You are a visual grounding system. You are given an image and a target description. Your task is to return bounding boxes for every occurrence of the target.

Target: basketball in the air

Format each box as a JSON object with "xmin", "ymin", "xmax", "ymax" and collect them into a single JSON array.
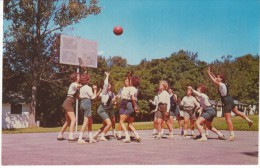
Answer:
[{"xmin": 113, "ymin": 26, "xmax": 123, "ymax": 36}]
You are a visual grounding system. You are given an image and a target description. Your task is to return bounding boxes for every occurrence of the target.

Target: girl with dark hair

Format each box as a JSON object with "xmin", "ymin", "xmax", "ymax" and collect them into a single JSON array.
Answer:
[
  {"xmin": 207, "ymin": 67, "xmax": 253, "ymax": 141},
  {"xmin": 93, "ymin": 72, "xmax": 117, "ymax": 141},
  {"xmin": 77, "ymin": 73, "xmax": 101, "ymax": 144},
  {"xmin": 125, "ymin": 75, "xmax": 142, "ymax": 142},
  {"xmin": 188, "ymin": 85, "xmax": 225, "ymax": 141},
  {"xmin": 57, "ymin": 72, "xmax": 81, "ymax": 142},
  {"xmin": 117, "ymin": 71, "xmax": 141, "ymax": 143}
]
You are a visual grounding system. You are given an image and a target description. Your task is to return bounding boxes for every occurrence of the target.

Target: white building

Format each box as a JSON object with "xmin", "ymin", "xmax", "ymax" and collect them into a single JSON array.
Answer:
[{"xmin": 2, "ymin": 92, "xmax": 30, "ymax": 129}]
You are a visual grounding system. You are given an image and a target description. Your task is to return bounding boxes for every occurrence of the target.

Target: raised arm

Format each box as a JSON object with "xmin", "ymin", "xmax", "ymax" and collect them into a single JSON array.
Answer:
[
  {"xmin": 207, "ymin": 67, "xmax": 220, "ymax": 86},
  {"xmin": 101, "ymin": 72, "xmax": 110, "ymax": 95}
]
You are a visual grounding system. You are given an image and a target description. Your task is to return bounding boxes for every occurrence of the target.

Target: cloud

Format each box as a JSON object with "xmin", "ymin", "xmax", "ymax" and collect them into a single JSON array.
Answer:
[{"xmin": 98, "ymin": 51, "xmax": 104, "ymax": 56}]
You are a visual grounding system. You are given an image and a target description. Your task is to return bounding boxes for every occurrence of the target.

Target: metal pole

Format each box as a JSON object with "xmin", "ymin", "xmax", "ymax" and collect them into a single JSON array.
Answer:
[{"xmin": 75, "ymin": 66, "xmax": 79, "ymax": 133}]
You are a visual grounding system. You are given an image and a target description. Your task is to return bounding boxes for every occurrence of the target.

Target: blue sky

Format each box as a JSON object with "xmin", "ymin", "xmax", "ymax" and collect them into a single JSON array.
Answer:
[
  {"xmin": 63, "ymin": 0, "xmax": 259, "ymax": 65},
  {"xmin": 4, "ymin": 0, "xmax": 260, "ymax": 65}
]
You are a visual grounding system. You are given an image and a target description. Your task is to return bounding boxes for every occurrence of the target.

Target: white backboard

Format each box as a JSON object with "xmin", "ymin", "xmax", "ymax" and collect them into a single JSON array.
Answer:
[{"xmin": 60, "ymin": 34, "xmax": 97, "ymax": 68}]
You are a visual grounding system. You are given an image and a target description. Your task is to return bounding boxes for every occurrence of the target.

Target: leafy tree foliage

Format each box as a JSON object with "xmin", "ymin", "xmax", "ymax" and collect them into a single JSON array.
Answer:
[{"xmin": 3, "ymin": 0, "xmax": 101, "ymax": 127}]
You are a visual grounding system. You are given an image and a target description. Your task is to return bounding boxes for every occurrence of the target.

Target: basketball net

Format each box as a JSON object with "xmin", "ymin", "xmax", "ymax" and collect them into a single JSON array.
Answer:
[{"xmin": 78, "ymin": 57, "xmax": 88, "ymax": 74}]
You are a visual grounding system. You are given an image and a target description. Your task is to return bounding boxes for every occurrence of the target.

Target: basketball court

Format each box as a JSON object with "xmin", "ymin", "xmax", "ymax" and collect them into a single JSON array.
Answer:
[{"xmin": 2, "ymin": 129, "xmax": 258, "ymax": 165}]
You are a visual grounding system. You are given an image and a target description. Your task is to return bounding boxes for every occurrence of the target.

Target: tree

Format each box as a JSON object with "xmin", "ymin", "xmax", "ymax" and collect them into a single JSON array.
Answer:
[{"xmin": 3, "ymin": 0, "xmax": 101, "ymax": 127}]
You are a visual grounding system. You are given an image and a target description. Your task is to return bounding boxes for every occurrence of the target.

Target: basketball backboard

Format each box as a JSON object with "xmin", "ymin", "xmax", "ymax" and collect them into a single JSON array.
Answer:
[{"xmin": 60, "ymin": 34, "xmax": 97, "ymax": 68}]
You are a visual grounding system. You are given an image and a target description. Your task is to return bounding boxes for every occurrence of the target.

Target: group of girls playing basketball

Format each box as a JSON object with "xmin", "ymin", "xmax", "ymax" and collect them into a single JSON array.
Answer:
[
  {"xmin": 57, "ymin": 66, "xmax": 253, "ymax": 143},
  {"xmin": 57, "ymin": 71, "xmax": 141, "ymax": 144}
]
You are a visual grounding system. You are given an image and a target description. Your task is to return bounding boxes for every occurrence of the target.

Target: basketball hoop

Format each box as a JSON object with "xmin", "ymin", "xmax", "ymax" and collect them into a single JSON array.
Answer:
[{"xmin": 78, "ymin": 57, "xmax": 88, "ymax": 73}]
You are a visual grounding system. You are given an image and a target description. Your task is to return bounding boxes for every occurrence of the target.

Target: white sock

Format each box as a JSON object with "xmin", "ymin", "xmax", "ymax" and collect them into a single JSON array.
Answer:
[
  {"xmin": 191, "ymin": 130, "xmax": 195, "ymax": 135},
  {"xmin": 78, "ymin": 132, "xmax": 83, "ymax": 140},
  {"xmin": 133, "ymin": 131, "xmax": 140, "ymax": 138},
  {"xmin": 169, "ymin": 131, "xmax": 173, "ymax": 136},
  {"xmin": 205, "ymin": 130, "xmax": 209, "ymax": 136},
  {"xmin": 100, "ymin": 132, "xmax": 105, "ymax": 138},
  {"xmin": 230, "ymin": 131, "xmax": 235, "ymax": 136},
  {"xmin": 184, "ymin": 130, "xmax": 187, "ymax": 135},
  {"xmin": 93, "ymin": 130, "xmax": 101, "ymax": 137},
  {"xmin": 161, "ymin": 129, "xmax": 164, "ymax": 135},
  {"xmin": 69, "ymin": 132, "xmax": 74, "ymax": 139},
  {"xmin": 58, "ymin": 132, "xmax": 63, "ymax": 138},
  {"xmin": 124, "ymin": 131, "xmax": 130, "ymax": 139},
  {"xmin": 89, "ymin": 131, "xmax": 93, "ymax": 139},
  {"xmin": 201, "ymin": 133, "xmax": 207, "ymax": 138},
  {"xmin": 216, "ymin": 131, "xmax": 223, "ymax": 137},
  {"xmin": 118, "ymin": 131, "xmax": 122, "ymax": 137}
]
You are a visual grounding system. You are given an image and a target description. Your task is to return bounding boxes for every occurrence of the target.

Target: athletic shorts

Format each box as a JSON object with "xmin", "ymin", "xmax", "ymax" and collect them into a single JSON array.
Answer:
[
  {"xmin": 183, "ymin": 109, "xmax": 196, "ymax": 121},
  {"xmin": 119, "ymin": 100, "xmax": 135, "ymax": 117},
  {"xmin": 201, "ymin": 106, "xmax": 216, "ymax": 122},
  {"xmin": 155, "ymin": 104, "xmax": 169, "ymax": 120},
  {"xmin": 80, "ymin": 98, "xmax": 92, "ymax": 117},
  {"xmin": 221, "ymin": 96, "xmax": 236, "ymax": 113},
  {"xmin": 97, "ymin": 105, "xmax": 109, "ymax": 120},
  {"xmin": 62, "ymin": 97, "xmax": 75, "ymax": 112}
]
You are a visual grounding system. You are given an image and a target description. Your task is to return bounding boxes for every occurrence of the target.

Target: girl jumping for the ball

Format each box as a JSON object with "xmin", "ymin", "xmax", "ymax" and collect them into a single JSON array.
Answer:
[{"xmin": 207, "ymin": 67, "xmax": 253, "ymax": 141}]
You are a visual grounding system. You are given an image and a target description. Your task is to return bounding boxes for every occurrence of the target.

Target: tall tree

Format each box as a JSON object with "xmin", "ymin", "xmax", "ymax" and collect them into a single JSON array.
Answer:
[{"xmin": 3, "ymin": 0, "xmax": 101, "ymax": 127}]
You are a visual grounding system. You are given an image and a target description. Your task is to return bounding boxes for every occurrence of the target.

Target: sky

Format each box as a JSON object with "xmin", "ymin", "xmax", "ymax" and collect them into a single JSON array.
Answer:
[{"xmin": 62, "ymin": 0, "xmax": 260, "ymax": 65}]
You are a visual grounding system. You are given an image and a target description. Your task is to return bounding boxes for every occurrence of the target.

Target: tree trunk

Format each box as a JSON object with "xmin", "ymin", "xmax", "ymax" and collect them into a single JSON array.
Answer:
[{"xmin": 29, "ymin": 85, "xmax": 37, "ymax": 127}]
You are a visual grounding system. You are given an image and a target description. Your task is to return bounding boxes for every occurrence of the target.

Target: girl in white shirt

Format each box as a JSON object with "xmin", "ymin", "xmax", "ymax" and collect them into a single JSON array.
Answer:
[
  {"xmin": 180, "ymin": 88, "xmax": 200, "ymax": 137},
  {"xmin": 77, "ymin": 73, "xmax": 101, "ymax": 144},
  {"xmin": 188, "ymin": 85, "xmax": 225, "ymax": 141},
  {"xmin": 124, "ymin": 75, "xmax": 141, "ymax": 142},
  {"xmin": 117, "ymin": 72, "xmax": 140, "ymax": 143},
  {"xmin": 57, "ymin": 72, "xmax": 81, "ymax": 142},
  {"xmin": 93, "ymin": 72, "xmax": 116, "ymax": 141},
  {"xmin": 154, "ymin": 80, "xmax": 173, "ymax": 140}
]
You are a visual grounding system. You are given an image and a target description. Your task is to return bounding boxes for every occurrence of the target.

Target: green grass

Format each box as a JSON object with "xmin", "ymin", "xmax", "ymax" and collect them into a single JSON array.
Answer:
[{"xmin": 2, "ymin": 115, "xmax": 258, "ymax": 134}]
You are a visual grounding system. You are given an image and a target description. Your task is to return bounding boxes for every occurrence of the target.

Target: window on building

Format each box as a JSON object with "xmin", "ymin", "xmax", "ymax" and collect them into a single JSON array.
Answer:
[{"xmin": 11, "ymin": 104, "xmax": 22, "ymax": 114}]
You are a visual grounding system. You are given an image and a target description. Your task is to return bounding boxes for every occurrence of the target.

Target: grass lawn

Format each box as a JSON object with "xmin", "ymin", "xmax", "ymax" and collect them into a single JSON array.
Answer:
[{"xmin": 2, "ymin": 115, "xmax": 258, "ymax": 134}]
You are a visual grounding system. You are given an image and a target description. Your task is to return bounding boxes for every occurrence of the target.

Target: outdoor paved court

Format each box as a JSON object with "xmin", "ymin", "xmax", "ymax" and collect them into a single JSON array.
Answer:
[{"xmin": 2, "ymin": 129, "xmax": 259, "ymax": 165}]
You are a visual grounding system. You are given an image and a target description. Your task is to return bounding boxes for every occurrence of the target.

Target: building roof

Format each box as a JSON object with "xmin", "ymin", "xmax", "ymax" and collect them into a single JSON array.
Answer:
[{"xmin": 2, "ymin": 91, "xmax": 31, "ymax": 104}]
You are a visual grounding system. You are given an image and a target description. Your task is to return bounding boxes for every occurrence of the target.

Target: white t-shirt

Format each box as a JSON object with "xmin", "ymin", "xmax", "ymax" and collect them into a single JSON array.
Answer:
[
  {"xmin": 219, "ymin": 83, "xmax": 227, "ymax": 97},
  {"xmin": 67, "ymin": 82, "xmax": 79, "ymax": 96},
  {"xmin": 129, "ymin": 86, "xmax": 138, "ymax": 101},
  {"xmin": 157, "ymin": 90, "xmax": 171, "ymax": 112},
  {"xmin": 181, "ymin": 96, "xmax": 200, "ymax": 109},
  {"xmin": 79, "ymin": 85, "xmax": 94, "ymax": 99},
  {"xmin": 118, "ymin": 87, "xmax": 130, "ymax": 100},
  {"xmin": 100, "ymin": 75, "xmax": 111, "ymax": 104},
  {"xmin": 192, "ymin": 90, "xmax": 211, "ymax": 109}
]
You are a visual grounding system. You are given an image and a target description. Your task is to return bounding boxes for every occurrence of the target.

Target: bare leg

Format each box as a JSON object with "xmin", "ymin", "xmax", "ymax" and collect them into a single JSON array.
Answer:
[
  {"xmin": 120, "ymin": 115, "xmax": 130, "ymax": 143},
  {"xmin": 183, "ymin": 117, "xmax": 189, "ymax": 135},
  {"xmin": 232, "ymin": 107, "xmax": 253, "ymax": 127},
  {"xmin": 67, "ymin": 111, "xmax": 76, "ymax": 140}
]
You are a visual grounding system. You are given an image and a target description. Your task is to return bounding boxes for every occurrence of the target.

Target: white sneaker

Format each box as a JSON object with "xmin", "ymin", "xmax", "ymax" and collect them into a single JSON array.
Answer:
[
  {"xmin": 113, "ymin": 131, "xmax": 117, "ymax": 138},
  {"xmin": 77, "ymin": 139, "xmax": 86, "ymax": 144},
  {"xmin": 169, "ymin": 134, "xmax": 174, "ymax": 140},
  {"xmin": 122, "ymin": 138, "xmax": 131, "ymax": 143},
  {"xmin": 155, "ymin": 135, "xmax": 161, "ymax": 140},
  {"xmin": 89, "ymin": 138, "xmax": 97, "ymax": 144},
  {"xmin": 100, "ymin": 136, "xmax": 108, "ymax": 141},
  {"xmin": 197, "ymin": 136, "xmax": 207, "ymax": 141},
  {"xmin": 229, "ymin": 135, "xmax": 235, "ymax": 141}
]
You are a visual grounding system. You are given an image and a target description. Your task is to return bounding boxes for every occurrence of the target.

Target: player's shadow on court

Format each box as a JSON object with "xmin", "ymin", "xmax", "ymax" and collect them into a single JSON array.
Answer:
[{"xmin": 241, "ymin": 151, "xmax": 258, "ymax": 157}]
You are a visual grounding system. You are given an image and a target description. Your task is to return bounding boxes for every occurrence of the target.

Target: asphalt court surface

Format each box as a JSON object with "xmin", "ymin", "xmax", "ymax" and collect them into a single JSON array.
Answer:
[{"xmin": 2, "ymin": 129, "xmax": 259, "ymax": 165}]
